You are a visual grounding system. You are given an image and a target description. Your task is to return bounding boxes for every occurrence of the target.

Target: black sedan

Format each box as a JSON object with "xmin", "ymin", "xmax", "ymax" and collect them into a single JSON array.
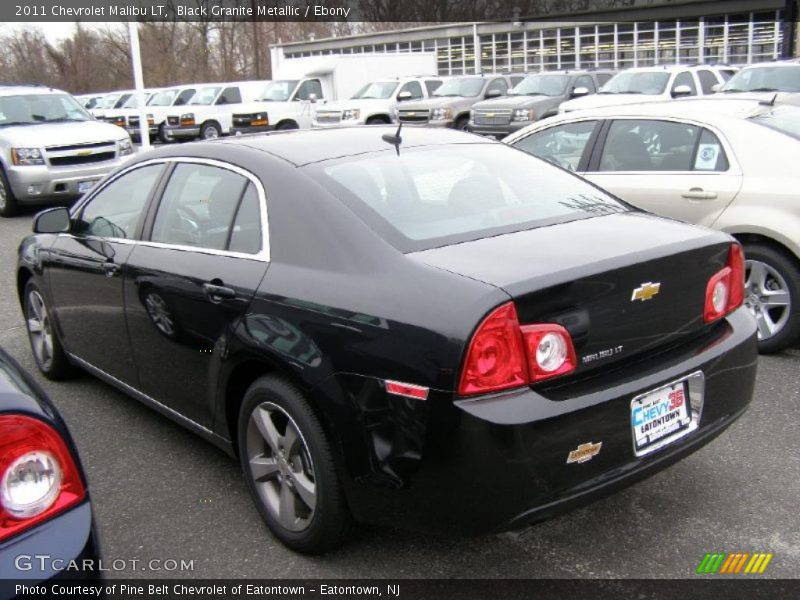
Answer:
[
  {"xmin": 16, "ymin": 127, "xmax": 757, "ymax": 553},
  {"xmin": 0, "ymin": 347, "xmax": 99, "ymax": 584}
]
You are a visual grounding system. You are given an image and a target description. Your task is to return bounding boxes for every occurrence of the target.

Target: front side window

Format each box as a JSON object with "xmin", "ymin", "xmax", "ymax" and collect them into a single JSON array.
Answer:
[
  {"xmin": 486, "ymin": 78, "xmax": 509, "ymax": 95},
  {"xmin": 295, "ymin": 80, "xmax": 322, "ymax": 101},
  {"xmin": 216, "ymin": 87, "xmax": 242, "ymax": 105},
  {"xmin": 573, "ymin": 75, "xmax": 596, "ymax": 93},
  {"xmin": 75, "ymin": 164, "xmax": 163, "ymax": 239},
  {"xmin": 598, "ymin": 119, "xmax": 728, "ymax": 172},
  {"xmin": 174, "ymin": 88, "xmax": 196, "ymax": 106},
  {"xmin": 671, "ymin": 71, "xmax": 697, "ymax": 96},
  {"xmin": 309, "ymin": 143, "xmax": 629, "ymax": 252},
  {"xmin": 151, "ymin": 163, "xmax": 260, "ymax": 253},
  {"xmin": 512, "ymin": 120, "xmax": 598, "ymax": 171},
  {"xmin": 424, "ymin": 80, "xmax": 443, "ymax": 95},
  {"xmin": 697, "ymin": 70, "xmax": 720, "ymax": 94},
  {"xmin": 398, "ymin": 81, "xmax": 424, "ymax": 100}
]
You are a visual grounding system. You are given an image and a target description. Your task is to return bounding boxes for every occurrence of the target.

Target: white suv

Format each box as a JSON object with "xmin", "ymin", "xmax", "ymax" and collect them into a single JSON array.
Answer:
[
  {"xmin": 312, "ymin": 77, "xmax": 443, "ymax": 127},
  {"xmin": 0, "ymin": 86, "xmax": 133, "ymax": 217},
  {"xmin": 559, "ymin": 64, "xmax": 737, "ymax": 113}
]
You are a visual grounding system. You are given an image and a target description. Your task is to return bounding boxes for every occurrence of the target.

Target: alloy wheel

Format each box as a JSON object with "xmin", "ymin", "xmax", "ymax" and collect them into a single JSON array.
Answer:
[
  {"xmin": 144, "ymin": 293, "xmax": 176, "ymax": 336},
  {"xmin": 246, "ymin": 402, "xmax": 317, "ymax": 532},
  {"xmin": 27, "ymin": 290, "xmax": 54, "ymax": 370},
  {"xmin": 744, "ymin": 259, "xmax": 791, "ymax": 341}
]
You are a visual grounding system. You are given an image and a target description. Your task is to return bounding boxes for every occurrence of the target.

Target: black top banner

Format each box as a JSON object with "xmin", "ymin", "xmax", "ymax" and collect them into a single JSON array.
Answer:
[{"xmin": 3, "ymin": 0, "xmax": 740, "ymax": 23}]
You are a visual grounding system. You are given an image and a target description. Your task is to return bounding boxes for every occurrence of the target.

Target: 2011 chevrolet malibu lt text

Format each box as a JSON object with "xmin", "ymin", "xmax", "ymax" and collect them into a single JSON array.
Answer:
[{"xmin": 16, "ymin": 127, "xmax": 757, "ymax": 554}]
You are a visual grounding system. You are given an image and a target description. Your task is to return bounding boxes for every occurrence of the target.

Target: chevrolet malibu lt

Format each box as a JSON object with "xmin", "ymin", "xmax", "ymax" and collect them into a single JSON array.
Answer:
[{"xmin": 16, "ymin": 127, "xmax": 757, "ymax": 553}]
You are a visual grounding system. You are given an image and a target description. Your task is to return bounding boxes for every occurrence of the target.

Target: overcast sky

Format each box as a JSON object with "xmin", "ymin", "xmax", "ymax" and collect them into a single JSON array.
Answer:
[{"xmin": 0, "ymin": 22, "xmax": 120, "ymax": 44}]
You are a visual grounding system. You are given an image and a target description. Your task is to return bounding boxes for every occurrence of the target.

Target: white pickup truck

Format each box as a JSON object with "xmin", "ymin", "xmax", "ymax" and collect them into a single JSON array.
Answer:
[
  {"xmin": 230, "ymin": 53, "xmax": 437, "ymax": 134},
  {"xmin": 163, "ymin": 81, "xmax": 267, "ymax": 140}
]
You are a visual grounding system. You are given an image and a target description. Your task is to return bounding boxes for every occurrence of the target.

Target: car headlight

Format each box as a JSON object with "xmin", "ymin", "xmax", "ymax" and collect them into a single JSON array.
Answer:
[
  {"xmin": 431, "ymin": 107, "xmax": 452, "ymax": 120},
  {"xmin": 118, "ymin": 138, "xmax": 133, "ymax": 156},
  {"xmin": 11, "ymin": 148, "xmax": 45, "ymax": 166},
  {"xmin": 342, "ymin": 109, "xmax": 361, "ymax": 121},
  {"xmin": 513, "ymin": 109, "xmax": 535, "ymax": 122}
]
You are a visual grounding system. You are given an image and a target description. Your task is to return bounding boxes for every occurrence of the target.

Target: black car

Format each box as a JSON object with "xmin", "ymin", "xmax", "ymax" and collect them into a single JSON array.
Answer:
[
  {"xmin": 0, "ymin": 347, "xmax": 99, "ymax": 583},
  {"xmin": 17, "ymin": 127, "xmax": 757, "ymax": 554}
]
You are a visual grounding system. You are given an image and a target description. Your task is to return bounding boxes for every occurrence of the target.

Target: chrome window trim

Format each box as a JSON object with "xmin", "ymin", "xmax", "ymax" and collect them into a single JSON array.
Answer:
[{"xmin": 69, "ymin": 156, "xmax": 271, "ymax": 262}]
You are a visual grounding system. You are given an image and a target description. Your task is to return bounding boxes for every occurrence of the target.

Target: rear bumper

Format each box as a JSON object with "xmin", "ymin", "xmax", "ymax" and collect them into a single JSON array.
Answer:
[
  {"xmin": 0, "ymin": 501, "xmax": 100, "ymax": 582},
  {"xmin": 340, "ymin": 308, "xmax": 758, "ymax": 533},
  {"xmin": 5, "ymin": 160, "xmax": 123, "ymax": 205}
]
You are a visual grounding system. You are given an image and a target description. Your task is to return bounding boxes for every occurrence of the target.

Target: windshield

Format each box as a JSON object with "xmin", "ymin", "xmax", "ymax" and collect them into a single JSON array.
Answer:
[
  {"xmin": 0, "ymin": 93, "xmax": 92, "ymax": 126},
  {"xmin": 600, "ymin": 71, "xmax": 671, "ymax": 95},
  {"xmin": 722, "ymin": 66, "xmax": 800, "ymax": 93},
  {"xmin": 189, "ymin": 87, "xmax": 221, "ymax": 105},
  {"xmin": 122, "ymin": 93, "xmax": 154, "ymax": 109},
  {"xmin": 257, "ymin": 80, "xmax": 299, "ymax": 101},
  {"xmin": 310, "ymin": 144, "xmax": 629, "ymax": 252},
  {"xmin": 147, "ymin": 89, "xmax": 178, "ymax": 106},
  {"xmin": 96, "ymin": 94, "xmax": 121, "ymax": 109},
  {"xmin": 351, "ymin": 82, "xmax": 399, "ymax": 100},
  {"xmin": 511, "ymin": 74, "xmax": 570, "ymax": 97},
  {"xmin": 433, "ymin": 77, "xmax": 485, "ymax": 98},
  {"xmin": 749, "ymin": 105, "xmax": 800, "ymax": 140}
]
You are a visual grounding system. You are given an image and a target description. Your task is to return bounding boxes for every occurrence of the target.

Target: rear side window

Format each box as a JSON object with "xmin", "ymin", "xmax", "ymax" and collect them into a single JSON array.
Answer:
[
  {"xmin": 75, "ymin": 164, "xmax": 163, "ymax": 239},
  {"xmin": 511, "ymin": 120, "xmax": 598, "ymax": 171},
  {"xmin": 310, "ymin": 144, "xmax": 628, "ymax": 252},
  {"xmin": 599, "ymin": 119, "xmax": 728, "ymax": 172},
  {"xmin": 151, "ymin": 163, "xmax": 261, "ymax": 253}
]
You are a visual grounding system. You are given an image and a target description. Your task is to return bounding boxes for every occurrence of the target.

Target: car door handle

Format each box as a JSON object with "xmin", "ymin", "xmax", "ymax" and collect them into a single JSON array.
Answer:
[
  {"xmin": 102, "ymin": 263, "xmax": 120, "ymax": 277},
  {"xmin": 681, "ymin": 188, "xmax": 718, "ymax": 200},
  {"xmin": 202, "ymin": 282, "xmax": 236, "ymax": 302}
]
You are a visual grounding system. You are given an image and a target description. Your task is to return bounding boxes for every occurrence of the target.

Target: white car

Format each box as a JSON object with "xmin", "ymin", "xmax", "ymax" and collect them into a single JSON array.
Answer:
[
  {"xmin": 164, "ymin": 82, "xmax": 266, "ymax": 140},
  {"xmin": 559, "ymin": 65, "xmax": 737, "ymax": 114},
  {"xmin": 312, "ymin": 77, "xmax": 443, "ymax": 127},
  {"xmin": 713, "ymin": 59, "xmax": 800, "ymax": 99},
  {"xmin": 89, "ymin": 90, "xmax": 135, "ymax": 121},
  {"xmin": 505, "ymin": 98, "xmax": 800, "ymax": 352},
  {"xmin": 118, "ymin": 86, "xmax": 199, "ymax": 142}
]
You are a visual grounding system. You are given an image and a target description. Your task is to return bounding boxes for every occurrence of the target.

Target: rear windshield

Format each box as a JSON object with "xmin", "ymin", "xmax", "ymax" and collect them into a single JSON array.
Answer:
[{"xmin": 308, "ymin": 144, "xmax": 629, "ymax": 252}]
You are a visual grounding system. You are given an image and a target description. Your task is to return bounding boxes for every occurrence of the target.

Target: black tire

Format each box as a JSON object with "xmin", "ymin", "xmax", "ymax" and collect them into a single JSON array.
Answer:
[
  {"xmin": 276, "ymin": 121, "xmax": 299, "ymax": 131},
  {"xmin": 0, "ymin": 166, "xmax": 19, "ymax": 218},
  {"xmin": 238, "ymin": 375, "xmax": 350, "ymax": 553},
  {"xmin": 24, "ymin": 280, "xmax": 72, "ymax": 380},
  {"xmin": 199, "ymin": 121, "xmax": 221, "ymax": 140},
  {"xmin": 366, "ymin": 116, "xmax": 390, "ymax": 125},
  {"xmin": 454, "ymin": 116, "xmax": 469, "ymax": 131},
  {"xmin": 742, "ymin": 243, "xmax": 800, "ymax": 354}
]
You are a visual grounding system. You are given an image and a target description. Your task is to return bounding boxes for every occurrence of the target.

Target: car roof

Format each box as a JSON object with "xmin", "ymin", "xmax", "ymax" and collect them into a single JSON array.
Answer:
[
  {"xmin": 208, "ymin": 126, "xmax": 495, "ymax": 167},
  {"xmin": 738, "ymin": 59, "xmax": 800, "ymax": 69},
  {"xmin": 0, "ymin": 85, "xmax": 65, "ymax": 97}
]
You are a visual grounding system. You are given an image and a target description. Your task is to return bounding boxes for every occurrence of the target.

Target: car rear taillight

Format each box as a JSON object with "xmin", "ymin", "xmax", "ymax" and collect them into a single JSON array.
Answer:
[
  {"xmin": 704, "ymin": 243, "xmax": 745, "ymax": 323},
  {"xmin": 0, "ymin": 415, "xmax": 85, "ymax": 542},
  {"xmin": 458, "ymin": 302, "xmax": 577, "ymax": 396}
]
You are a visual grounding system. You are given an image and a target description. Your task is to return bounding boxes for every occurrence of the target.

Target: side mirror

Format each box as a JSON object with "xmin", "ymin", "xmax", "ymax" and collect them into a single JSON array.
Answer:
[
  {"xmin": 397, "ymin": 91, "xmax": 413, "ymax": 101},
  {"xmin": 571, "ymin": 86, "xmax": 590, "ymax": 98},
  {"xmin": 671, "ymin": 84, "xmax": 693, "ymax": 98},
  {"xmin": 308, "ymin": 93, "xmax": 318, "ymax": 104},
  {"xmin": 485, "ymin": 89, "xmax": 503, "ymax": 99},
  {"xmin": 711, "ymin": 83, "xmax": 721, "ymax": 93},
  {"xmin": 33, "ymin": 207, "xmax": 70, "ymax": 234}
]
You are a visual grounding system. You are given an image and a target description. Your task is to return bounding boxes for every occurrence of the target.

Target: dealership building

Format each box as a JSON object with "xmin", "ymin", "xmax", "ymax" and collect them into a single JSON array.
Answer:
[{"xmin": 270, "ymin": 0, "xmax": 797, "ymax": 76}]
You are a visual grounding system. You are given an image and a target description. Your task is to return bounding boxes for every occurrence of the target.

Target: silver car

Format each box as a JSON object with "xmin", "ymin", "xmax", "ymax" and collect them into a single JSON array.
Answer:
[
  {"xmin": 505, "ymin": 97, "xmax": 800, "ymax": 352},
  {"xmin": 0, "ymin": 86, "xmax": 134, "ymax": 217}
]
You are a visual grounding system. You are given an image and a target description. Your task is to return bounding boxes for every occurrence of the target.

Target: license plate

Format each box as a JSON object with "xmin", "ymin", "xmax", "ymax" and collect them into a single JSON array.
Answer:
[
  {"xmin": 631, "ymin": 378, "xmax": 694, "ymax": 455},
  {"xmin": 78, "ymin": 180, "xmax": 96, "ymax": 194}
]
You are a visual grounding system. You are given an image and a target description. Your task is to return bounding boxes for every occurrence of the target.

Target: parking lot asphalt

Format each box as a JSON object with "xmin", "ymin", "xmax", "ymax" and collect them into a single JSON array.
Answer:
[{"xmin": 1, "ymin": 211, "xmax": 798, "ymax": 579}]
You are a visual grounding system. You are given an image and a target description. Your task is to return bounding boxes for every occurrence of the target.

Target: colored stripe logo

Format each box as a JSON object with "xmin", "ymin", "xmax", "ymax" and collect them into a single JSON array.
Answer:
[{"xmin": 696, "ymin": 552, "xmax": 773, "ymax": 574}]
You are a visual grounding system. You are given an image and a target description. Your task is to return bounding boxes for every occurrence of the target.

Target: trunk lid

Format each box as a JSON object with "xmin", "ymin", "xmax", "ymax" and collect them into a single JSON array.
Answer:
[{"xmin": 410, "ymin": 212, "xmax": 732, "ymax": 374}]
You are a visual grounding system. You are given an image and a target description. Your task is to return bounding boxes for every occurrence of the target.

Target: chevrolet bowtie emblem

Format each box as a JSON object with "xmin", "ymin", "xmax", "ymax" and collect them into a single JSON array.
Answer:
[
  {"xmin": 632, "ymin": 282, "xmax": 661, "ymax": 301},
  {"xmin": 486, "ymin": 112, "xmax": 495, "ymax": 117},
  {"xmin": 567, "ymin": 441, "xmax": 603, "ymax": 464},
  {"xmin": 407, "ymin": 112, "xmax": 416, "ymax": 116},
  {"xmin": 77, "ymin": 150, "xmax": 93, "ymax": 156}
]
